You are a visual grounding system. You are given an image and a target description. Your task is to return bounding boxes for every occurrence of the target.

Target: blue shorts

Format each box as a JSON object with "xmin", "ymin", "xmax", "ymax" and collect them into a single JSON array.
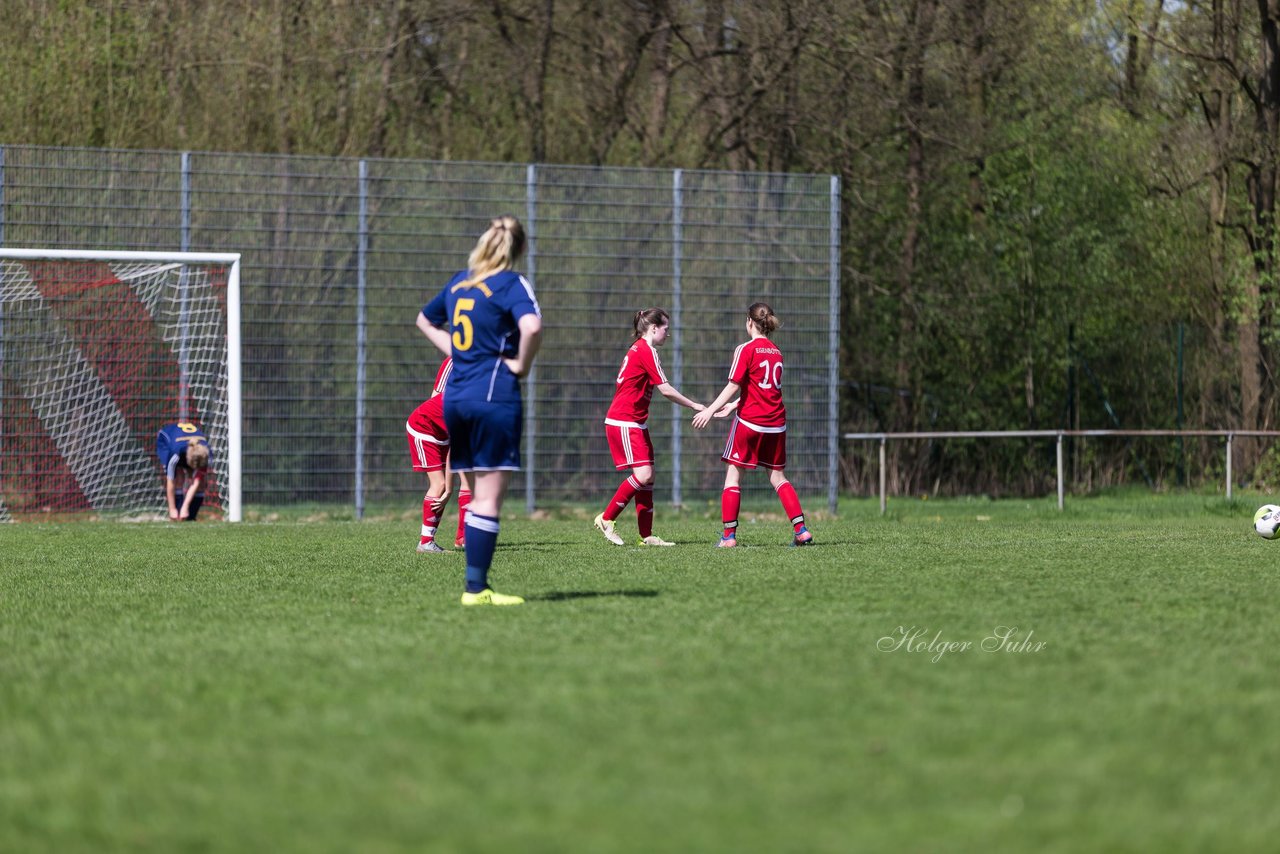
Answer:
[{"xmin": 444, "ymin": 398, "xmax": 523, "ymax": 472}]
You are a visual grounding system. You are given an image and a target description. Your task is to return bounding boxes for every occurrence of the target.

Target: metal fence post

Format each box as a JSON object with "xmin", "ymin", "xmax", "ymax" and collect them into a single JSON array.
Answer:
[
  {"xmin": 0, "ymin": 146, "xmax": 4, "ymax": 496},
  {"xmin": 180, "ymin": 151, "xmax": 192, "ymax": 253},
  {"xmin": 879, "ymin": 436, "xmax": 887, "ymax": 515},
  {"xmin": 828, "ymin": 175, "xmax": 841, "ymax": 515},
  {"xmin": 671, "ymin": 168, "xmax": 684, "ymax": 507},
  {"xmin": 355, "ymin": 160, "xmax": 369, "ymax": 520},
  {"xmin": 525, "ymin": 163, "xmax": 538, "ymax": 514},
  {"xmin": 1056, "ymin": 433, "xmax": 1065, "ymax": 511},
  {"xmin": 0, "ymin": 144, "xmax": 5, "ymax": 245},
  {"xmin": 1226, "ymin": 433, "xmax": 1234, "ymax": 500},
  {"xmin": 178, "ymin": 152, "xmax": 192, "ymax": 422}
]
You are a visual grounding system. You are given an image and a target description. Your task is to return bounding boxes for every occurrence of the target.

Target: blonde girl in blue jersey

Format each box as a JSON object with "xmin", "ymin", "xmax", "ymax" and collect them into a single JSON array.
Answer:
[
  {"xmin": 417, "ymin": 215, "xmax": 542, "ymax": 606},
  {"xmin": 156, "ymin": 421, "xmax": 211, "ymax": 521}
]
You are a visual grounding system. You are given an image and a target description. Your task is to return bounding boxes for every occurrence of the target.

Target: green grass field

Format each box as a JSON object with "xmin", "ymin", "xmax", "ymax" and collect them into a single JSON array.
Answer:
[{"xmin": 4, "ymin": 492, "xmax": 1280, "ymax": 852}]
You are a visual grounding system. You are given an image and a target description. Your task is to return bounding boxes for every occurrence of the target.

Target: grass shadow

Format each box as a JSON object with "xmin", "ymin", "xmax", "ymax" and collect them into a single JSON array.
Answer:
[{"xmin": 527, "ymin": 589, "xmax": 661, "ymax": 602}]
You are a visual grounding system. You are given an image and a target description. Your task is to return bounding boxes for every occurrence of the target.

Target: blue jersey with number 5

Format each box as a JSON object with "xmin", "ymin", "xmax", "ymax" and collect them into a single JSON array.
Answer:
[{"xmin": 422, "ymin": 269, "xmax": 541, "ymax": 403}]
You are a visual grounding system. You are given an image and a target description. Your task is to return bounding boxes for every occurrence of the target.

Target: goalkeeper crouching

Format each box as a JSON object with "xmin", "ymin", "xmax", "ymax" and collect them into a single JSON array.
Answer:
[{"xmin": 156, "ymin": 422, "xmax": 211, "ymax": 521}]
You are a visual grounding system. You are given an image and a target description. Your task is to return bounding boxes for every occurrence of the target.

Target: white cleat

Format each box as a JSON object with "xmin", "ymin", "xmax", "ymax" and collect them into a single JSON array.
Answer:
[
  {"xmin": 593, "ymin": 513, "xmax": 625, "ymax": 546},
  {"xmin": 416, "ymin": 540, "xmax": 446, "ymax": 553},
  {"xmin": 639, "ymin": 535, "xmax": 675, "ymax": 547}
]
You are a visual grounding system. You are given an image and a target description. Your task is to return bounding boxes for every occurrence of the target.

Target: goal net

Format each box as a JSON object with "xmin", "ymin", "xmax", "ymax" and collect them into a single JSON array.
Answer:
[{"xmin": 0, "ymin": 250, "xmax": 241, "ymax": 522}]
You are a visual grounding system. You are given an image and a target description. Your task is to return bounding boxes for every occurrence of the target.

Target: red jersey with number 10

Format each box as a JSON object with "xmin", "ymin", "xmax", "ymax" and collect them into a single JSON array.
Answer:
[
  {"xmin": 606, "ymin": 338, "xmax": 668, "ymax": 424},
  {"xmin": 728, "ymin": 337, "xmax": 786, "ymax": 429}
]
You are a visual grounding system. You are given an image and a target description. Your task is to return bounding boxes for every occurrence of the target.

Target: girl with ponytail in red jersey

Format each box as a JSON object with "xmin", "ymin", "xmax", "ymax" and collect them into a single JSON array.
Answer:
[
  {"xmin": 692, "ymin": 302, "xmax": 814, "ymax": 548},
  {"xmin": 594, "ymin": 308, "xmax": 705, "ymax": 547}
]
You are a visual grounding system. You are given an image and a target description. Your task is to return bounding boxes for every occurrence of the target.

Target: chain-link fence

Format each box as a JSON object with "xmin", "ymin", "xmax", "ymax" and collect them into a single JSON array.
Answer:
[{"xmin": 0, "ymin": 145, "xmax": 839, "ymax": 513}]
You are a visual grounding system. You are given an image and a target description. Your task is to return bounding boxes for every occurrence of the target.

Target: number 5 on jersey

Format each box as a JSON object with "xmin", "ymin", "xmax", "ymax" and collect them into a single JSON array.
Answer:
[{"xmin": 452, "ymin": 298, "xmax": 476, "ymax": 351}]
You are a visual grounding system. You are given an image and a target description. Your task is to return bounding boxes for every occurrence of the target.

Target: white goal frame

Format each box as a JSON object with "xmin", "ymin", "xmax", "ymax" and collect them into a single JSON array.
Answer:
[{"xmin": 0, "ymin": 248, "xmax": 242, "ymax": 521}]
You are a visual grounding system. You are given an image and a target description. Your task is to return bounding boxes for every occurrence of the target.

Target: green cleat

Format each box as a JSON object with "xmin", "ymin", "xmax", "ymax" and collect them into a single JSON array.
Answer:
[{"xmin": 460, "ymin": 588, "xmax": 525, "ymax": 606}]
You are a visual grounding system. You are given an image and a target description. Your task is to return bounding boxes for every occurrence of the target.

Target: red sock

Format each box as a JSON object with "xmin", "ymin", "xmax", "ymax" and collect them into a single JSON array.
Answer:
[
  {"xmin": 775, "ymin": 480, "xmax": 806, "ymax": 532},
  {"xmin": 721, "ymin": 486, "xmax": 740, "ymax": 538},
  {"xmin": 636, "ymin": 487, "xmax": 654, "ymax": 538},
  {"xmin": 604, "ymin": 475, "xmax": 642, "ymax": 522},
  {"xmin": 421, "ymin": 494, "xmax": 444, "ymax": 543},
  {"xmin": 455, "ymin": 489, "xmax": 471, "ymax": 543}
]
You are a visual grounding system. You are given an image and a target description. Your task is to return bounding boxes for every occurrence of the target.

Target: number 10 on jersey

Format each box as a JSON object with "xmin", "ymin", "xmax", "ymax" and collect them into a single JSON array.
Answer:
[{"xmin": 759, "ymin": 359, "xmax": 782, "ymax": 388}]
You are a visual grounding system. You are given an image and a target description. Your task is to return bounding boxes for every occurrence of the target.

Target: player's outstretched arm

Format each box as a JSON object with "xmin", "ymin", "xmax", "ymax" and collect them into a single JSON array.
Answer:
[
  {"xmin": 693, "ymin": 382, "xmax": 739, "ymax": 429},
  {"xmin": 656, "ymin": 382, "xmax": 703, "ymax": 412}
]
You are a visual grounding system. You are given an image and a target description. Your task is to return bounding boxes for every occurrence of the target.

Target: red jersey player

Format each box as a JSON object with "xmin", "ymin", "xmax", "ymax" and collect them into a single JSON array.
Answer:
[
  {"xmin": 692, "ymin": 302, "xmax": 814, "ymax": 548},
  {"xmin": 406, "ymin": 357, "xmax": 472, "ymax": 552},
  {"xmin": 594, "ymin": 308, "xmax": 705, "ymax": 546}
]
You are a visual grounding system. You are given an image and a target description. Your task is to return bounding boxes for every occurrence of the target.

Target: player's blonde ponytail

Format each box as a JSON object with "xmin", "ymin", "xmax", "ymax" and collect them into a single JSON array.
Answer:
[{"xmin": 459, "ymin": 215, "xmax": 526, "ymax": 290}]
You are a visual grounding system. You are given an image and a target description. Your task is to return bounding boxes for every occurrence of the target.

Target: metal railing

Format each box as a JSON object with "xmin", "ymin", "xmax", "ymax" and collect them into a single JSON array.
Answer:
[{"xmin": 843, "ymin": 430, "xmax": 1280, "ymax": 512}]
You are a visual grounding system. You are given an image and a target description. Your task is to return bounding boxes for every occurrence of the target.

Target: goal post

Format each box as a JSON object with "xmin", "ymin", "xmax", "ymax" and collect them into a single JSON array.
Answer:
[{"xmin": 0, "ymin": 249, "xmax": 241, "ymax": 522}]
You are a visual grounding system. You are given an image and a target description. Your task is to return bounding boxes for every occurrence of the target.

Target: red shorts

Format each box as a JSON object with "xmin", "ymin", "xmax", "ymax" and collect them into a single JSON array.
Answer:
[
  {"xmin": 721, "ymin": 415, "xmax": 786, "ymax": 470},
  {"xmin": 407, "ymin": 401, "xmax": 450, "ymax": 472},
  {"xmin": 605, "ymin": 420, "xmax": 654, "ymax": 469}
]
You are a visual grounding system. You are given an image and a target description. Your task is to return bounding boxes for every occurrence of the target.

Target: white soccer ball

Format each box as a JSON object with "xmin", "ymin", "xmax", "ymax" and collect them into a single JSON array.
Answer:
[{"xmin": 1254, "ymin": 504, "xmax": 1280, "ymax": 539}]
